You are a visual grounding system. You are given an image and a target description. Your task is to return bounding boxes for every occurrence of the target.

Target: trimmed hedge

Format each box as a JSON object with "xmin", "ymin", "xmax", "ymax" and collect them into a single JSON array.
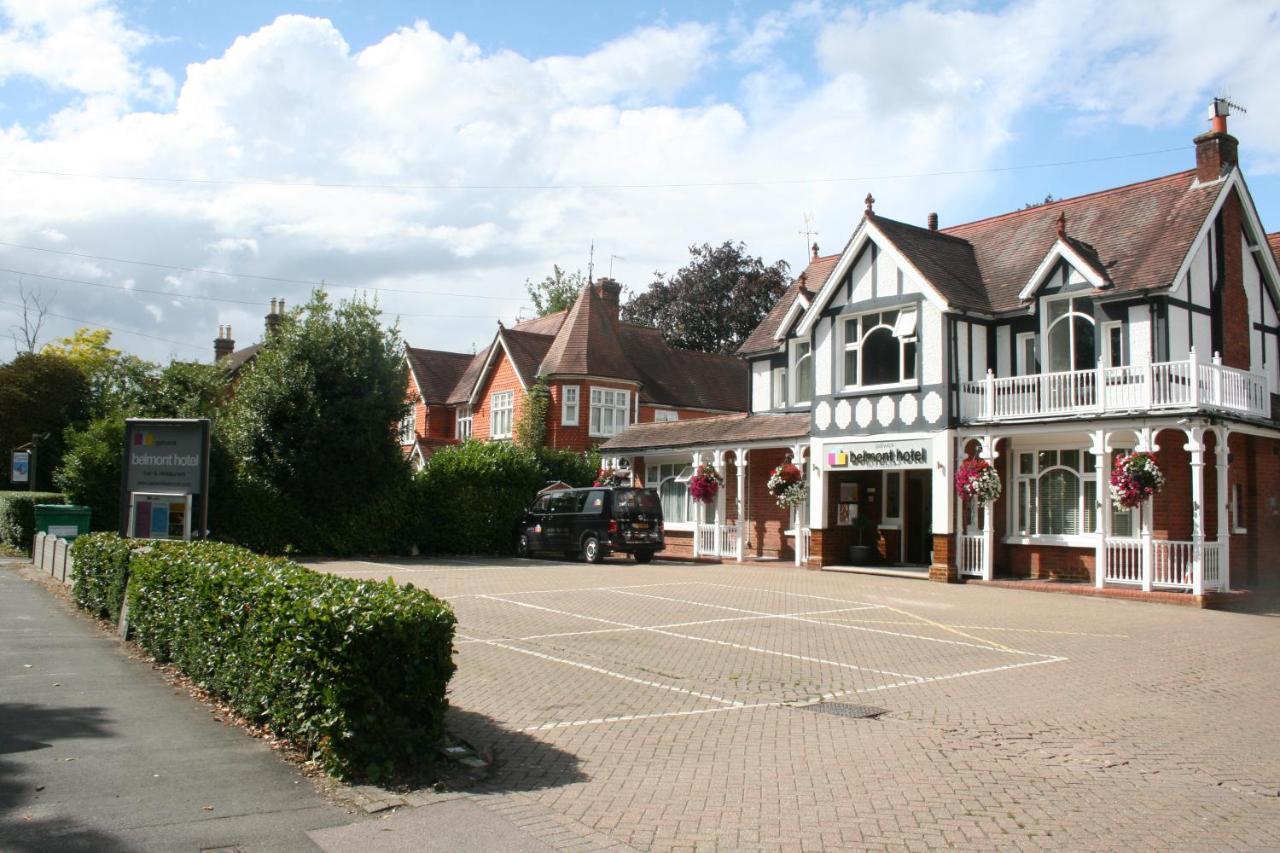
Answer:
[
  {"xmin": 0, "ymin": 491, "xmax": 67, "ymax": 552},
  {"xmin": 72, "ymin": 535, "xmax": 455, "ymax": 781},
  {"xmin": 69, "ymin": 533, "xmax": 133, "ymax": 621}
]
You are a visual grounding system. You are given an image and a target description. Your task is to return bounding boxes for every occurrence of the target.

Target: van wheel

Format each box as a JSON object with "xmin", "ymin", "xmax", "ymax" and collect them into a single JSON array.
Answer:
[
  {"xmin": 516, "ymin": 533, "xmax": 529, "ymax": 558},
  {"xmin": 582, "ymin": 535, "xmax": 603, "ymax": 564},
  {"xmin": 633, "ymin": 550, "xmax": 654, "ymax": 564}
]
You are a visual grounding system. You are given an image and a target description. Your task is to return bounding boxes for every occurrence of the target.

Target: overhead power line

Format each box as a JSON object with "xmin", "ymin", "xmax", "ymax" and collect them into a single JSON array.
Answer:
[
  {"xmin": 0, "ymin": 146, "xmax": 1191, "ymax": 192},
  {"xmin": 0, "ymin": 299, "xmax": 206, "ymax": 352},
  {"xmin": 0, "ymin": 240, "xmax": 517, "ymax": 301},
  {"xmin": 0, "ymin": 267, "xmax": 502, "ymax": 320}
]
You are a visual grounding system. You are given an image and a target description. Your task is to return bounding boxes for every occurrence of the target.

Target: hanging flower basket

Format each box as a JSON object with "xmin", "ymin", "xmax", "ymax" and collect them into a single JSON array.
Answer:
[
  {"xmin": 954, "ymin": 458, "xmax": 1001, "ymax": 505},
  {"xmin": 1109, "ymin": 452, "xmax": 1164, "ymax": 510},
  {"xmin": 688, "ymin": 463, "xmax": 723, "ymax": 505},
  {"xmin": 767, "ymin": 463, "xmax": 808, "ymax": 509},
  {"xmin": 593, "ymin": 467, "xmax": 623, "ymax": 488}
]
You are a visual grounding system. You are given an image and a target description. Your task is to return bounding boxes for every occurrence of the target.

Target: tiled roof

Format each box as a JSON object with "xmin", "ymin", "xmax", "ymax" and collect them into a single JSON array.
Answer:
[
  {"xmin": 513, "ymin": 310, "xmax": 567, "ymax": 336},
  {"xmin": 220, "ymin": 344, "xmax": 261, "ymax": 376},
  {"xmin": 619, "ymin": 325, "xmax": 747, "ymax": 411},
  {"xmin": 600, "ymin": 412, "xmax": 810, "ymax": 452},
  {"xmin": 500, "ymin": 327, "xmax": 556, "ymax": 386},
  {"xmin": 870, "ymin": 216, "xmax": 989, "ymax": 311},
  {"xmin": 538, "ymin": 285, "xmax": 643, "ymax": 382},
  {"xmin": 941, "ymin": 169, "xmax": 1222, "ymax": 312},
  {"xmin": 446, "ymin": 345, "xmax": 491, "ymax": 405},
  {"xmin": 1268, "ymin": 232, "xmax": 1280, "ymax": 266},
  {"xmin": 737, "ymin": 253, "xmax": 839, "ymax": 356},
  {"xmin": 405, "ymin": 346, "xmax": 476, "ymax": 404}
]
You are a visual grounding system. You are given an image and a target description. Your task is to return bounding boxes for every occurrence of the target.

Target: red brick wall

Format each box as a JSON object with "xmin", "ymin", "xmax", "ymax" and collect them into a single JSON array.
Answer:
[
  {"xmin": 636, "ymin": 406, "xmax": 727, "ymax": 424},
  {"xmin": 471, "ymin": 350, "xmax": 525, "ymax": 441},
  {"xmin": 1221, "ymin": 190, "xmax": 1250, "ymax": 370},
  {"xmin": 1233, "ymin": 433, "xmax": 1280, "ymax": 589},
  {"xmin": 1005, "ymin": 545, "xmax": 1095, "ymax": 582},
  {"xmin": 545, "ymin": 379, "xmax": 641, "ymax": 452}
]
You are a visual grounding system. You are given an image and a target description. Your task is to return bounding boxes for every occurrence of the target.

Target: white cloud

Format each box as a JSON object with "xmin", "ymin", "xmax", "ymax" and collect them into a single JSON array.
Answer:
[{"xmin": 0, "ymin": 2, "xmax": 1278, "ymax": 364}]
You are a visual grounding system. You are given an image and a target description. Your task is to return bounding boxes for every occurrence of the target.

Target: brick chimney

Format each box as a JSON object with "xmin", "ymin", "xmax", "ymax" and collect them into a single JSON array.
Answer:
[
  {"xmin": 214, "ymin": 325, "xmax": 234, "ymax": 361},
  {"xmin": 1194, "ymin": 98, "xmax": 1240, "ymax": 183},
  {"xmin": 594, "ymin": 277, "xmax": 622, "ymax": 323},
  {"xmin": 927, "ymin": 212, "xmax": 938, "ymax": 231},
  {"xmin": 264, "ymin": 297, "xmax": 285, "ymax": 336}
]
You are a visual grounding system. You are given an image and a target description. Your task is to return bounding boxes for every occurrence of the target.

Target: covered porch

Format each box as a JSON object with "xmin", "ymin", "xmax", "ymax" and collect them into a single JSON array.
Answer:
[
  {"xmin": 955, "ymin": 419, "xmax": 1243, "ymax": 596},
  {"xmin": 599, "ymin": 413, "xmax": 812, "ymax": 565}
]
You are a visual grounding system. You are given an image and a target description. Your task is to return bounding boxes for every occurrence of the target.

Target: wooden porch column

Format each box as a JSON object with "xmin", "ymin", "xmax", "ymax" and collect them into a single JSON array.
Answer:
[
  {"xmin": 1215, "ymin": 427, "xmax": 1230, "ymax": 592},
  {"xmin": 1184, "ymin": 426, "xmax": 1207, "ymax": 596},
  {"xmin": 1135, "ymin": 428, "xmax": 1158, "ymax": 592},
  {"xmin": 979, "ymin": 435, "xmax": 1001, "ymax": 581},
  {"xmin": 791, "ymin": 442, "xmax": 806, "ymax": 567},
  {"xmin": 735, "ymin": 447, "xmax": 747, "ymax": 563},
  {"xmin": 711, "ymin": 449, "xmax": 726, "ymax": 557},
  {"xmin": 691, "ymin": 450, "xmax": 702, "ymax": 559},
  {"xmin": 1091, "ymin": 430, "xmax": 1111, "ymax": 589}
]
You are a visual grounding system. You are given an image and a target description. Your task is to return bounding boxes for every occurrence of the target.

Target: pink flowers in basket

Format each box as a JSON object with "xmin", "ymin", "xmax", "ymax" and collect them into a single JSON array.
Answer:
[
  {"xmin": 954, "ymin": 458, "xmax": 1001, "ymax": 504},
  {"xmin": 1109, "ymin": 452, "xmax": 1164, "ymax": 510},
  {"xmin": 688, "ymin": 463, "xmax": 723, "ymax": 505},
  {"xmin": 593, "ymin": 467, "xmax": 623, "ymax": 487}
]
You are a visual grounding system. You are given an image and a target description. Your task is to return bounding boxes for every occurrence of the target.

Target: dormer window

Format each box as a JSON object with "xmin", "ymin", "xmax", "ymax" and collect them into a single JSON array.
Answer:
[
  {"xmin": 840, "ymin": 306, "xmax": 918, "ymax": 390},
  {"xmin": 1043, "ymin": 295, "xmax": 1095, "ymax": 372}
]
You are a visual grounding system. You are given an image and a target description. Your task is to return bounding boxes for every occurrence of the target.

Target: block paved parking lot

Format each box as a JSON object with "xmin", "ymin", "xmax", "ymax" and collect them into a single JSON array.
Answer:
[{"xmin": 310, "ymin": 556, "xmax": 1280, "ymax": 852}]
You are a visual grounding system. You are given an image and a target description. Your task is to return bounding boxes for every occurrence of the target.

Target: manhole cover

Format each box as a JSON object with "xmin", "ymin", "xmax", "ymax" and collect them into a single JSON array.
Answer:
[{"xmin": 796, "ymin": 702, "xmax": 888, "ymax": 719}]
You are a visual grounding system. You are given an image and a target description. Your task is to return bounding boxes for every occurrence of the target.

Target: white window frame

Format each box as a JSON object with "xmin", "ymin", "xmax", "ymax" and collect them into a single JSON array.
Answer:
[
  {"xmin": 456, "ymin": 405, "xmax": 472, "ymax": 440},
  {"xmin": 1007, "ymin": 445, "xmax": 1136, "ymax": 545},
  {"xmin": 1016, "ymin": 331, "xmax": 1037, "ymax": 376},
  {"xmin": 398, "ymin": 407, "xmax": 416, "ymax": 446},
  {"xmin": 880, "ymin": 470, "xmax": 902, "ymax": 530},
  {"xmin": 561, "ymin": 385, "xmax": 579, "ymax": 426},
  {"xmin": 1231, "ymin": 482, "xmax": 1247, "ymax": 533},
  {"xmin": 589, "ymin": 387, "xmax": 630, "ymax": 438},
  {"xmin": 653, "ymin": 409, "xmax": 678, "ymax": 423},
  {"xmin": 839, "ymin": 305, "xmax": 919, "ymax": 392},
  {"xmin": 1040, "ymin": 293, "xmax": 1096, "ymax": 373},
  {"xmin": 646, "ymin": 460, "xmax": 712, "ymax": 528},
  {"xmin": 790, "ymin": 339, "xmax": 813, "ymax": 406},
  {"xmin": 490, "ymin": 391, "xmax": 514, "ymax": 439},
  {"xmin": 771, "ymin": 363, "xmax": 787, "ymax": 409},
  {"xmin": 1101, "ymin": 320, "xmax": 1125, "ymax": 368}
]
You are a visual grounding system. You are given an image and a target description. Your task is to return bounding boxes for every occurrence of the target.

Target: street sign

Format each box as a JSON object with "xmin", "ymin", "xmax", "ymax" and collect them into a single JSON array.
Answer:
[{"xmin": 10, "ymin": 451, "xmax": 29, "ymax": 484}]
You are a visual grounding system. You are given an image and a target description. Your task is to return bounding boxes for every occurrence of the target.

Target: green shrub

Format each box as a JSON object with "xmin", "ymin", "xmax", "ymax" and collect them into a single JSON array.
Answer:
[
  {"xmin": 123, "ymin": 540, "xmax": 455, "ymax": 781},
  {"xmin": 55, "ymin": 417, "xmax": 125, "ymax": 532},
  {"xmin": 69, "ymin": 532, "xmax": 133, "ymax": 621},
  {"xmin": 0, "ymin": 491, "xmax": 67, "ymax": 552}
]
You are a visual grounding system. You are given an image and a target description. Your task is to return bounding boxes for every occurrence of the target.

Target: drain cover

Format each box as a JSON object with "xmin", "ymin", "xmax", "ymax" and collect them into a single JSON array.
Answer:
[{"xmin": 797, "ymin": 702, "xmax": 888, "ymax": 719}]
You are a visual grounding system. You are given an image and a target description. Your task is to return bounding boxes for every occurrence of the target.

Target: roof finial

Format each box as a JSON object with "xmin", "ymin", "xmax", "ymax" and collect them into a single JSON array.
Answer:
[
  {"xmin": 497, "ymin": 319, "xmax": 505, "ymax": 329},
  {"xmin": 1056, "ymin": 210, "xmax": 1067, "ymax": 239},
  {"xmin": 811, "ymin": 242, "xmax": 820, "ymax": 260},
  {"xmin": 864, "ymin": 193, "xmax": 875, "ymax": 215}
]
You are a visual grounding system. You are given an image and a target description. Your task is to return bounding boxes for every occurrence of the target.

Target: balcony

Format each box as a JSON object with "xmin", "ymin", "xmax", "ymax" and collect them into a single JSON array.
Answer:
[{"xmin": 959, "ymin": 352, "xmax": 1269, "ymax": 424}]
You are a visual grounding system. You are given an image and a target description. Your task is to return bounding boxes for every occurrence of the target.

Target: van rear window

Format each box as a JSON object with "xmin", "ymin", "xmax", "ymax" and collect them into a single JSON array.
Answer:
[{"xmin": 615, "ymin": 488, "xmax": 661, "ymax": 514}]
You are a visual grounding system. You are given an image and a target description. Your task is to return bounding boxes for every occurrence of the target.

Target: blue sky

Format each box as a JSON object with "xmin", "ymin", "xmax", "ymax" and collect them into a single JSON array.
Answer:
[{"xmin": 1, "ymin": 1, "xmax": 1277, "ymax": 361}]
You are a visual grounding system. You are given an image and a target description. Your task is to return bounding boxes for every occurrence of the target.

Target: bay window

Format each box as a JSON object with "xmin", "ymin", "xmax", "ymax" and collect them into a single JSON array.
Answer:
[
  {"xmin": 590, "ymin": 387, "xmax": 629, "ymax": 437},
  {"xmin": 841, "ymin": 306, "xmax": 918, "ymax": 389},
  {"xmin": 1011, "ymin": 447, "xmax": 1135, "ymax": 539},
  {"xmin": 490, "ymin": 392, "xmax": 513, "ymax": 439}
]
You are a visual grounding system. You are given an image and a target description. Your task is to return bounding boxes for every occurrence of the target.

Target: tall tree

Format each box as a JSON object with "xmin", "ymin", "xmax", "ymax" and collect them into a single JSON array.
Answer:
[
  {"xmin": 525, "ymin": 265, "xmax": 584, "ymax": 317},
  {"xmin": 221, "ymin": 291, "xmax": 410, "ymax": 518},
  {"xmin": 8, "ymin": 282, "xmax": 50, "ymax": 353},
  {"xmin": 43, "ymin": 328, "xmax": 154, "ymax": 417},
  {"xmin": 622, "ymin": 242, "xmax": 790, "ymax": 354},
  {"xmin": 0, "ymin": 353, "xmax": 88, "ymax": 489}
]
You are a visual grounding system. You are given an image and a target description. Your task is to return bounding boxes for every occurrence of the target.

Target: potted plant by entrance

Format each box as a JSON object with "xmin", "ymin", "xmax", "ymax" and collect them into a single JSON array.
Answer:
[{"xmin": 848, "ymin": 515, "xmax": 879, "ymax": 565}]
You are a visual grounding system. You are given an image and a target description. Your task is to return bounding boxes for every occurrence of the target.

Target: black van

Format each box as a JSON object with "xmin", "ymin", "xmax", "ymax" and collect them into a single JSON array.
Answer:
[{"xmin": 516, "ymin": 487, "xmax": 664, "ymax": 563}]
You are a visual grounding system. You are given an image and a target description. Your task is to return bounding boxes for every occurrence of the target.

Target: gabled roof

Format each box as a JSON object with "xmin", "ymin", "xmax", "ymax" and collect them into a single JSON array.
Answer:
[
  {"xmin": 446, "ymin": 345, "xmax": 491, "ymax": 405},
  {"xmin": 600, "ymin": 412, "xmax": 809, "ymax": 452},
  {"xmin": 942, "ymin": 169, "xmax": 1222, "ymax": 312},
  {"xmin": 501, "ymin": 328, "xmax": 556, "ymax": 386},
  {"xmin": 538, "ymin": 285, "xmax": 642, "ymax": 382},
  {"xmin": 620, "ymin": 325, "xmax": 747, "ymax": 411},
  {"xmin": 513, "ymin": 309, "xmax": 567, "ymax": 336},
  {"xmin": 405, "ymin": 346, "xmax": 476, "ymax": 404},
  {"xmin": 220, "ymin": 343, "xmax": 262, "ymax": 377},
  {"xmin": 738, "ymin": 253, "xmax": 838, "ymax": 356},
  {"xmin": 869, "ymin": 215, "xmax": 989, "ymax": 311},
  {"xmin": 1268, "ymin": 232, "xmax": 1280, "ymax": 266}
]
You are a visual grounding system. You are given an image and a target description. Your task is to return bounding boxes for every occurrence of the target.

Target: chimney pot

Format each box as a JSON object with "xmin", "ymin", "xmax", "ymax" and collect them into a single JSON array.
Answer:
[
  {"xmin": 927, "ymin": 212, "xmax": 938, "ymax": 231},
  {"xmin": 811, "ymin": 242, "xmax": 820, "ymax": 260},
  {"xmin": 1194, "ymin": 99, "xmax": 1239, "ymax": 182},
  {"xmin": 214, "ymin": 324, "xmax": 235, "ymax": 361}
]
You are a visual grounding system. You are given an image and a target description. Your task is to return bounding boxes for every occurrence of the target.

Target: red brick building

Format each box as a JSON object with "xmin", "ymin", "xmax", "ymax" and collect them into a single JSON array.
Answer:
[{"xmin": 401, "ymin": 277, "xmax": 748, "ymax": 466}]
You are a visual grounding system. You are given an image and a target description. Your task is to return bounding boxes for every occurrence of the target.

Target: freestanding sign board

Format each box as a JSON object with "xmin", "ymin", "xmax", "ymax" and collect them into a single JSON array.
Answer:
[
  {"xmin": 10, "ymin": 451, "xmax": 29, "ymax": 484},
  {"xmin": 119, "ymin": 419, "xmax": 211, "ymax": 539}
]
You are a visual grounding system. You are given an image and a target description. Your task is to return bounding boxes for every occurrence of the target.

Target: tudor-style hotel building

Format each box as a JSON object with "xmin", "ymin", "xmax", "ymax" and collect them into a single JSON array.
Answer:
[{"xmin": 603, "ymin": 103, "xmax": 1280, "ymax": 600}]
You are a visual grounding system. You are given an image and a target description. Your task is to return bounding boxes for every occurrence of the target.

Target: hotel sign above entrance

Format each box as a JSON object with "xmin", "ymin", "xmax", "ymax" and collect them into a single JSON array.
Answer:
[{"xmin": 824, "ymin": 439, "xmax": 930, "ymax": 471}]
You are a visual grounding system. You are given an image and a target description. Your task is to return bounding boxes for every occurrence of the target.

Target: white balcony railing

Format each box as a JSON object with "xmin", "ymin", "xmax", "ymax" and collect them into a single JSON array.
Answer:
[
  {"xmin": 1103, "ymin": 537, "xmax": 1225, "ymax": 593},
  {"xmin": 960, "ymin": 351, "xmax": 1269, "ymax": 424}
]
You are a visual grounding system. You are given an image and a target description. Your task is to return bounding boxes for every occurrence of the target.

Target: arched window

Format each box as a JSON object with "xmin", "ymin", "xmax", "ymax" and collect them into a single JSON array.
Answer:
[
  {"xmin": 646, "ymin": 463, "xmax": 713, "ymax": 523},
  {"xmin": 1044, "ymin": 296, "xmax": 1095, "ymax": 372},
  {"xmin": 841, "ymin": 306, "xmax": 918, "ymax": 389},
  {"xmin": 792, "ymin": 341, "xmax": 813, "ymax": 404}
]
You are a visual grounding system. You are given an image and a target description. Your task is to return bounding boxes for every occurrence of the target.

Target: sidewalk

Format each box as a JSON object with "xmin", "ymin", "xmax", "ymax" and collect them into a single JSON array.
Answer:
[{"xmin": 0, "ymin": 559, "xmax": 358, "ymax": 852}]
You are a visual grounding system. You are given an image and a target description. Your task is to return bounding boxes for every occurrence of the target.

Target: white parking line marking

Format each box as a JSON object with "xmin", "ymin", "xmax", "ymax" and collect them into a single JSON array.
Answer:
[
  {"xmin": 457, "ymin": 633, "xmax": 741, "ymax": 707},
  {"xmin": 478, "ymin": 595, "xmax": 924, "ymax": 681},
  {"xmin": 447, "ymin": 581, "xmax": 703, "ymax": 600},
  {"xmin": 606, "ymin": 587, "xmax": 1044, "ymax": 657},
  {"xmin": 455, "ymin": 606, "xmax": 884, "ymax": 645}
]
